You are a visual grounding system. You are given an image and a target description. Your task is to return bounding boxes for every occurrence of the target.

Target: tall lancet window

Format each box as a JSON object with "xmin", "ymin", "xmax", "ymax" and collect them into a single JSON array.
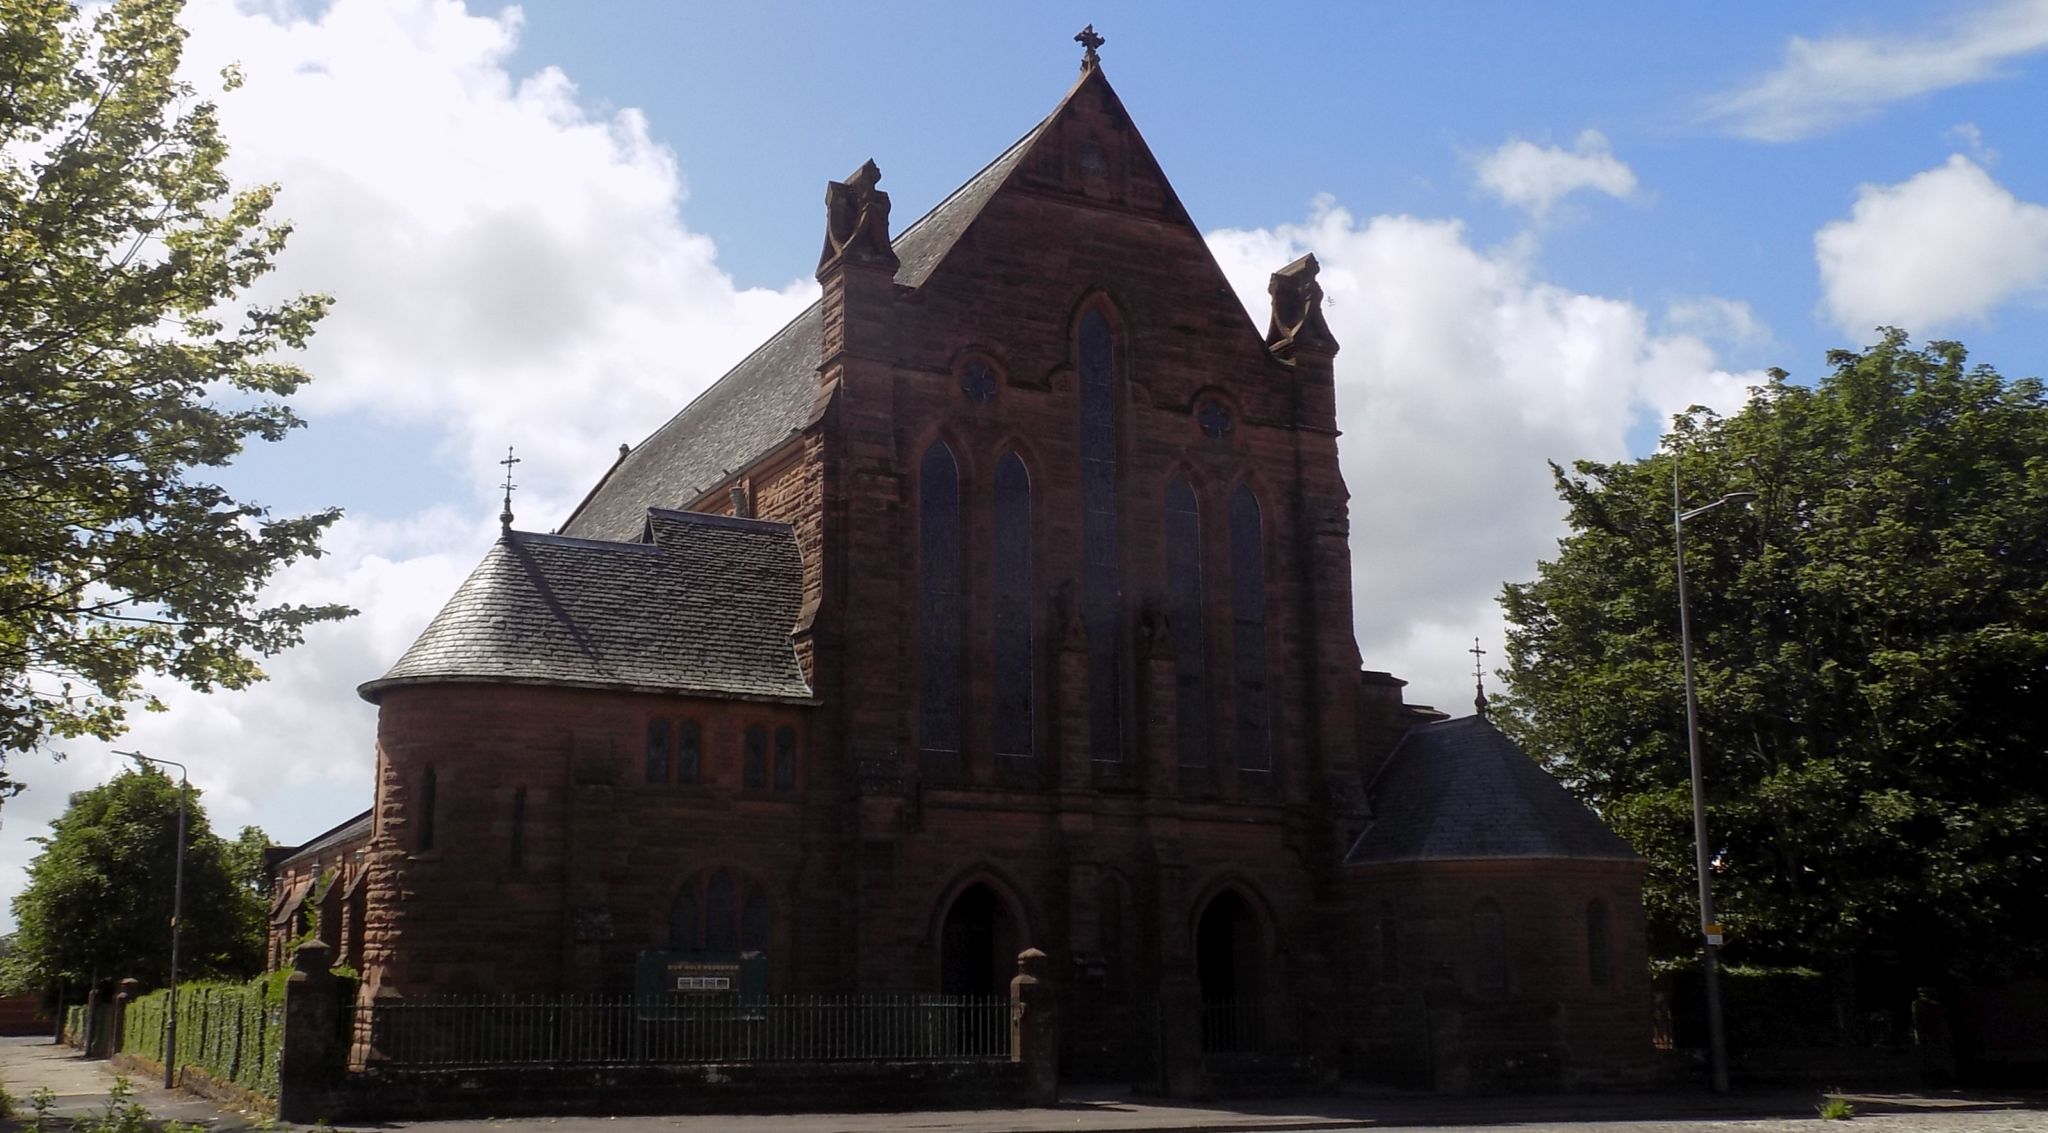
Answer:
[
  {"xmin": 1230, "ymin": 484, "xmax": 1270, "ymax": 771},
  {"xmin": 919, "ymin": 440, "xmax": 963, "ymax": 753},
  {"xmin": 1079, "ymin": 310, "xmax": 1122, "ymax": 762},
  {"xmin": 1166, "ymin": 477, "xmax": 1206, "ymax": 767},
  {"xmin": 993, "ymin": 452, "xmax": 1034, "ymax": 758}
]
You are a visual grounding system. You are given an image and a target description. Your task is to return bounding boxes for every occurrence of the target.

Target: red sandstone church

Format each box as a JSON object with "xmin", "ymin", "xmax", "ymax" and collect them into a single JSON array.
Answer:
[{"xmin": 279, "ymin": 37, "xmax": 1656, "ymax": 1092}]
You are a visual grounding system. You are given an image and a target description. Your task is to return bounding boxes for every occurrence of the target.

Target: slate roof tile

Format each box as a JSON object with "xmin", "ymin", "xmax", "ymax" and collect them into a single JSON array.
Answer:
[
  {"xmin": 1346, "ymin": 715, "xmax": 1640, "ymax": 865},
  {"xmin": 362, "ymin": 510, "xmax": 812, "ymax": 704},
  {"xmin": 557, "ymin": 113, "xmax": 1051, "ymax": 542}
]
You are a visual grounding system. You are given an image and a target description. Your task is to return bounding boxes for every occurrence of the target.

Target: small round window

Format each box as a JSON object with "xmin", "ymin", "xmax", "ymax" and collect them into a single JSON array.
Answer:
[{"xmin": 960, "ymin": 361, "xmax": 997, "ymax": 404}]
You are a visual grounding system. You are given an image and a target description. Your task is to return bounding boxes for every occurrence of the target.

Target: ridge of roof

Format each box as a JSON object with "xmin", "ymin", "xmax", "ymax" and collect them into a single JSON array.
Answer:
[
  {"xmin": 277, "ymin": 807, "xmax": 373, "ymax": 868},
  {"xmin": 643, "ymin": 507, "xmax": 796, "ymax": 535}
]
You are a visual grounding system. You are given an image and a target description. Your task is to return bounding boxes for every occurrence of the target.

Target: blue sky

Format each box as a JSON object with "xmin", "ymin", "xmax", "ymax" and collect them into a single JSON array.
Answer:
[{"xmin": 5, "ymin": 0, "xmax": 2047, "ymax": 930}]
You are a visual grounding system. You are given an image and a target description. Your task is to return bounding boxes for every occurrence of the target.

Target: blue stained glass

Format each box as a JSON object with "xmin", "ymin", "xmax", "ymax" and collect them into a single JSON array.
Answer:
[
  {"xmin": 1230, "ymin": 485, "xmax": 1270, "ymax": 771},
  {"xmin": 1079, "ymin": 311, "xmax": 1121, "ymax": 761},
  {"xmin": 645, "ymin": 718, "xmax": 671, "ymax": 784},
  {"xmin": 993, "ymin": 453, "xmax": 1034, "ymax": 758},
  {"xmin": 919, "ymin": 442, "xmax": 963, "ymax": 753},
  {"xmin": 706, "ymin": 871, "xmax": 737, "ymax": 952},
  {"xmin": 773, "ymin": 725, "xmax": 797, "ymax": 791},
  {"xmin": 1166, "ymin": 478, "xmax": 1207, "ymax": 767},
  {"xmin": 677, "ymin": 719, "xmax": 701, "ymax": 784},
  {"xmin": 743, "ymin": 725, "xmax": 767, "ymax": 790}
]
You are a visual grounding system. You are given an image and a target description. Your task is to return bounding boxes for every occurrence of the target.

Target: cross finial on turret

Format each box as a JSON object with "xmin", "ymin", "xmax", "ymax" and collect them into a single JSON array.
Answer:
[
  {"xmin": 1470, "ymin": 637, "xmax": 1490, "ymax": 717},
  {"xmin": 498, "ymin": 445, "xmax": 521, "ymax": 533},
  {"xmin": 1075, "ymin": 24, "xmax": 1104, "ymax": 70}
]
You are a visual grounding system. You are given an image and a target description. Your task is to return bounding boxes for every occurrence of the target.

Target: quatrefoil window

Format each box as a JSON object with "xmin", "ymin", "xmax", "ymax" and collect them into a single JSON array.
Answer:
[
  {"xmin": 960, "ymin": 361, "xmax": 998, "ymax": 404},
  {"xmin": 1197, "ymin": 398, "xmax": 1234, "ymax": 440}
]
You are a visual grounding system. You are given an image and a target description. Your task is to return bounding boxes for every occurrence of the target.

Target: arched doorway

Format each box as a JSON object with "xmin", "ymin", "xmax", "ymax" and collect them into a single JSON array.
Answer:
[
  {"xmin": 939, "ymin": 883, "xmax": 1018, "ymax": 997},
  {"xmin": 1195, "ymin": 889, "xmax": 1265, "ymax": 1051}
]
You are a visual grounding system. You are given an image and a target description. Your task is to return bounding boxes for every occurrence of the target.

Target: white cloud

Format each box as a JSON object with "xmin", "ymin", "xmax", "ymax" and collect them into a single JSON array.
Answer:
[
  {"xmin": 1664, "ymin": 296, "xmax": 1774, "ymax": 354},
  {"xmin": 1815, "ymin": 155, "xmax": 2048, "ymax": 335},
  {"xmin": 1, "ymin": 0, "xmax": 818, "ymax": 927},
  {"xmin": 1208, "ymin": 200, "xmax": 1759, "ymax": 710},
  {"xmin": 1475, "ymin": 130, "xmax": 1638, "ymax": 217},
  {"xmin": 1707, "ymin": 0, "xmax": 2048, "ymax": 141}
]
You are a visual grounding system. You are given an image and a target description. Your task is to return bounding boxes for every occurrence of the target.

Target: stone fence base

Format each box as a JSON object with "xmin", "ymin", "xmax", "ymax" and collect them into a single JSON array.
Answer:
[{"xmin": 313, "ymin": 1059, "xmax": 1030, "ymax": 1122}]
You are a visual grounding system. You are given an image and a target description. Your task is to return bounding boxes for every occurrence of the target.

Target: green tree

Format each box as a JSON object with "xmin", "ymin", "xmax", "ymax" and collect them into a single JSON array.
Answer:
[
  {"xmin": 4, "ymin": 766, "xmax": 269, "ymax": 994},
  {"xmin": 1499, "ymin": 331, "xmax": 2048, "ymax": 990},
  {"xmin": 0, "ymin": 0, "xmax": 352, "ymax": 782}
]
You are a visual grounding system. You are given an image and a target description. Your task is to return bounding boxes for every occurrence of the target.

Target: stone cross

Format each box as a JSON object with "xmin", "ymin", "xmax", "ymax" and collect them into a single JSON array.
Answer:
[{"xmin": 1075, "ymin": 24, "xmax": 1104, "ymax": 69}]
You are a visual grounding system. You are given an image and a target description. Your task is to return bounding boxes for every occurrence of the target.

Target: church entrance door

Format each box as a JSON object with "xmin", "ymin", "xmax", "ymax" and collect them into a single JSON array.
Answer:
[
  {"xmin": 939, "ymin": 883, "xmax": 1015, "ymax": 997},
  {"xmin": 1195, "ymin": 890, "xmax": 1265, "ymax": 1051}
]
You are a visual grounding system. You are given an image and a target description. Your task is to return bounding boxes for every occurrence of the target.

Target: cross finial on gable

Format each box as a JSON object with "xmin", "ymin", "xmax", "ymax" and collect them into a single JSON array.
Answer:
[
  {"xmin": 1470, "ymin": 637, "xmax": 1489, "ymax": 717},
  {"xmin": 1075, "ymin": 24, "xmax": 1104, "ymax": 70},
  {"xmin": 498, "ymin": 445, "xmax": 521, "ymax": 533}
]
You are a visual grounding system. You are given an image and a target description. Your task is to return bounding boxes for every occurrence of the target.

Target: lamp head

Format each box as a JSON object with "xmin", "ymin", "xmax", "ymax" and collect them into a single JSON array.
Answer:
[{"xmin": 1723, "ymin": 491, "xmax": 1758, "ymax": 507}]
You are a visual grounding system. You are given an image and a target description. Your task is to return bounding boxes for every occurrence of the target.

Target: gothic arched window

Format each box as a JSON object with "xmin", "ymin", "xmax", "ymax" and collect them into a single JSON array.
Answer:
[
  {"xmin": 1473, "ymin": 898, "xmax": 1508, "ymax": 993},
  {"xmin": 1079, "ymin": 309, "xmax": 1121, "ymax": 762},
  {"xmin": 1166, "ymin": 477, "xmax": 1206, "ymax": 767},
  {"xmin": 1378, "ymin": 902, "xmax": 1400, "ymax": 984},
  {"xmin": 993, "ymin": 452, "xmax": 1034, "ymax": 758},
  {"xmin": 1229, "ymin": 484, "xmax": 1269, "ymax": 771},
  {"xmin": 742, "ymin": 724, "xmax": 767, "ymax": 790},
  {"xmin": 773, "ymin": 725, "xmax": 797, "ymax": 791},
  {"xmin": 706, "ymin": 870, "xmax": 738, "ymax": 952},
  {"xmin": 677, "ymin": 719, "xmax": 701, "ymax": 785},
  {"xmin": 1587, "ymin": 899, "xmax": 1613, "ymax": 987},
  {"xmin": 919, "ymin": 440, "xmax": 963, "ymax": 754},
  {"xmin": 669, "ymin": 886, "xmax": 701, "ymax": 951},
  {"xmin": 417, "ymin": 766, "xmax": 437, "ymax": 853},
  {"xmin": 645, "ymin": 718, "xmax": 671, "ymax": 783}
]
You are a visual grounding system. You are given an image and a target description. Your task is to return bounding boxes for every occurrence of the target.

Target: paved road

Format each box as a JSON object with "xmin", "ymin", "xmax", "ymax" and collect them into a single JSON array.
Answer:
[{"xmin": 5, "ymin": 1035, "xmax": 2044, "ymax": 1133}]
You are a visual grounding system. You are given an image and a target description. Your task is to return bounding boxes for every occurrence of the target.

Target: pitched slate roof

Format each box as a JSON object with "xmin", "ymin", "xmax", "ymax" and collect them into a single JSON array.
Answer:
[
  {"xmin": 276, "ymin": 808, "xmax": 372, "ymax": 871},
  {"xmin": 1346, "ymin": 715, "xmax": 1640, "ymax": 865},
  {"xmin": 361, "ymin": 510, "xmax": 813, "ymax": 704},
  {"xmin": 557, "ymin": 104, "xmax": 1054, "ymax": 542}
]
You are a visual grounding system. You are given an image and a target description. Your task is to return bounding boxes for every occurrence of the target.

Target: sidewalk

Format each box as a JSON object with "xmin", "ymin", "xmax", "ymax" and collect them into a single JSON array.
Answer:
[
  {"xmin": 5, "ymin": 1035, "xmax": 2044, "ymax": 1133},
  {"xmin": 0, "ymin": 1036, "xmax": 257, "ymax": 1131}
]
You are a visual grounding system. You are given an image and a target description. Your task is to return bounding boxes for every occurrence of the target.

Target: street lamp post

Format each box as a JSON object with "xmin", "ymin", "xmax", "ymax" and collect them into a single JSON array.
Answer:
[
  {"xmin": 118, "ymin": 751, "xmax": 186, "ymax": 1090},
  {"xmin": 1672, "ymin": 468, "xmax": 1753, "ymax": 1096}
]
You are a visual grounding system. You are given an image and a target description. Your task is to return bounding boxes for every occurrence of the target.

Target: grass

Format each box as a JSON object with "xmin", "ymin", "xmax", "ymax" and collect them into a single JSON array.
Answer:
[{"xmin": 1817, "ymin": 1093, "xmax": 1856, "ymax": 1121}]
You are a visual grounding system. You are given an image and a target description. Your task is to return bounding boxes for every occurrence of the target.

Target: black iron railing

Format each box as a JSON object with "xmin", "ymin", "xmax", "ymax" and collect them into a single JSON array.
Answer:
[{"xmin": 358, "ymin": 994, "xmax": 1011, "ymax": 1068}]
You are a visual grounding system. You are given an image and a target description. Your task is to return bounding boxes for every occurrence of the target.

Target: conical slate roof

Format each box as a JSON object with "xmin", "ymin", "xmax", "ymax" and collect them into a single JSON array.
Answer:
[
  {"xmin": 361, "ymin": 510, "xmax": 812, "ymax": 704},
  {"xmin": 1345, "ymin": 716, "xmax": 1641, "ymax": 865}
]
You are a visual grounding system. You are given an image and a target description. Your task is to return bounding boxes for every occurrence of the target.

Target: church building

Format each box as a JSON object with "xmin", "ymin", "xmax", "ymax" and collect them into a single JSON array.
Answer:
[{"xmin": 338, "ymin": 35, "xmax": 1656, "ymax": 1092}]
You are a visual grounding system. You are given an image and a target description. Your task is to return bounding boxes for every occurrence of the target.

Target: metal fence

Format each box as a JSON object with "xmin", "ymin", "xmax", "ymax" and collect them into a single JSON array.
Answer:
[
  {"xmin": 358, "ymin": 995, "xmax": 1012, "ymax": 1069},
  {"xmin": 1200, "ymin": 998, "xmax": 1291, "ymax": 1054}
]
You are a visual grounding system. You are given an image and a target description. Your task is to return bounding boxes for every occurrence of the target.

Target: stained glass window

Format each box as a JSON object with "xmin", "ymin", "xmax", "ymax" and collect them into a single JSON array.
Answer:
[
  {"xmin": 919, "ymin": 441, "xmax": 963, "ymax": 753},
  {"xmin": 706, "ymin": 871, "xmax": 737, "ymax": 952},
  {"xmin": 1230, "ymin": 485, "xmax": 1270, "ymax": 771},
  {"xmin": 1079, "ymin": 310, "xmax": 1121, "ymax": 762},
  {"xmin": 1379, "ymin": 902, "xmax": 1400, "ymax": 983},
  {"xmin": 645, "ymin": 718, "xmax": 671, "ymax": 784},
  {"xmin": 1474, "ymin": 898, "xmax": 1507, "ymax": 992},
  {"xmin": 677, "ymin": 719, "xmax": 701, "ymax": 785},
  {"xmin": 670, "ymin": 887, "xmax": 701, "ymax": 951},
  {"xmin": 743, "ymin": 725, "xmax": 767, "ymax": 790},
  {"xmin": 773, "ymin": 725, "xmax": 797, "ymax": 791},
  {"xmin": 960, "ymin": 361, "xmax": 997, "ymax": 404},
  {"xmin": 993, "ymin": 452, "xmax": 1034, "ymax": 758},
  {"xmin": 1166, "ymin": 477, "xmax": 1206, "ymax": 767}
]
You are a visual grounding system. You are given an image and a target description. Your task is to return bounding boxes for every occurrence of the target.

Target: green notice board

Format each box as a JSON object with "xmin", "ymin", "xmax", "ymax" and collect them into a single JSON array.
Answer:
[{"xmin": 634, "ymin": 950, "xmax": 767, "ymax": 1002}]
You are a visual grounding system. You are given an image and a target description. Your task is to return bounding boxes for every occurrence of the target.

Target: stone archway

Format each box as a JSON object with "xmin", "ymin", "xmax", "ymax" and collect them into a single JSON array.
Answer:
[
  {"xmin": 1195, "ymin": 888, "xmax": 1266, "ymax": 1051},
  {"xmin": 939, "ymin": 882, "xmax": 1019, "ymax": 997}
]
